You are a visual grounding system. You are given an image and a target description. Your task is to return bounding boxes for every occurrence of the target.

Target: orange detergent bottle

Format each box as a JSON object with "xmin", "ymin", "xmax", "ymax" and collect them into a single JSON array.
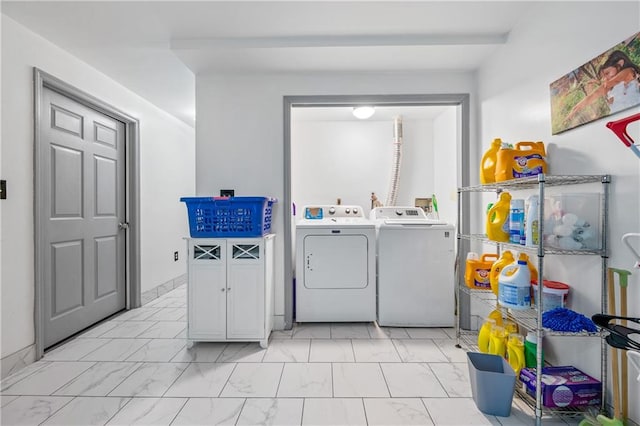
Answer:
[
  {"xmin": 490, "ymin": 250, "xmax": 515, "ymax": 296},
  {"xmin": 465, "ymin": 253, "xmax": 499, "ymax": 290},
  {"xmin": 486, "ymin": 192, "xmax": 512, "ymax": 242},
  {"xmin": 495, "ymin": 141, "xmax": 547, "ymax": 181},
  {"xmin": 480, "ymin": 138, "xmax": 502, "ymax": 184}
]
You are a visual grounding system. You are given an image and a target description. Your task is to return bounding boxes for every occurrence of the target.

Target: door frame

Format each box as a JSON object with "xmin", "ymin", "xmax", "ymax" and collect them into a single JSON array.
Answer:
[
  {"xmin": 283, "ymin": 94, "xmax": 471, "ymax": 330},
  {"xmin": 33, "ymin": 68, "xmax": 141, "ymax": 358}
]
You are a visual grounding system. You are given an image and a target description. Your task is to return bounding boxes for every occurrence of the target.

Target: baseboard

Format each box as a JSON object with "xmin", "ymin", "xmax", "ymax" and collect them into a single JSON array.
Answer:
[
  {"xmin": 1, "ymin": 344, "xmax": 36, "ymax": 380},
  {"xmin": 141, "ymin": 273, "xmax": 187, "ymax": 306},
  {"xmin": 273, "ymin": 315, "xmax": 285, "ymax": 331}
]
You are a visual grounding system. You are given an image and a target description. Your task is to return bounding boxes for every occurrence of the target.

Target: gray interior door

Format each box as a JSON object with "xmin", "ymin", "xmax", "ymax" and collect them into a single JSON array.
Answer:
[{"xmin": 41, "ymin": 87, "xmax": 126, "ymax": 348}]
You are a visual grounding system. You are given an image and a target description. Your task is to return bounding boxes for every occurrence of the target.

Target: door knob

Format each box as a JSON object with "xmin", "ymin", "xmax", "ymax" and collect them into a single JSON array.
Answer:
[{"xmin": 118, "ymin": 222, "xmax": 130, "ymax": 230}]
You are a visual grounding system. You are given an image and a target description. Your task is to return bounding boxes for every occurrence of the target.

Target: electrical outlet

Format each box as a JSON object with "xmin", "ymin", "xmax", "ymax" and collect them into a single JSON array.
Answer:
[{"xmin": 174, "ymin": 251, "xmax": 179, "ymax": 261}]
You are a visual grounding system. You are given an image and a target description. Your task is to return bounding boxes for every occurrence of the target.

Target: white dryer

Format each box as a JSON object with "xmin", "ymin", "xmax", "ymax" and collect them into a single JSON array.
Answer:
[
  {"xmin": 370, "ymin": 207, "xmax": 455, "ymax": 327},
  {"xmin": 295, "ymin": 205, "xmax": 376, "ymax": 322}
]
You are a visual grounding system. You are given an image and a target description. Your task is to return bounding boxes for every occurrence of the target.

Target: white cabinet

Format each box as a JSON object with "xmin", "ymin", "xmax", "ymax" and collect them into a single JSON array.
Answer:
[{"xmin": 186, "ymin": 235, "xmax": 275, "ymax": 348}]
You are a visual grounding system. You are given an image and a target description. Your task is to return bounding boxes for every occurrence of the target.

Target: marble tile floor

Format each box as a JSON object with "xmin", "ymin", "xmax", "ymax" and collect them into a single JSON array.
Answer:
[{"xmin": 1, "ymin": 284, "xmax": 580, "ymax": 425}]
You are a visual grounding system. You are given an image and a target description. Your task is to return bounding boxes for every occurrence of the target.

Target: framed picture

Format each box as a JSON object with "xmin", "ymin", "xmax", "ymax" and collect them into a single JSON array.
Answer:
[{"xmin": 550, "ymin": 32, "xmax": 640, "ymax": 134}]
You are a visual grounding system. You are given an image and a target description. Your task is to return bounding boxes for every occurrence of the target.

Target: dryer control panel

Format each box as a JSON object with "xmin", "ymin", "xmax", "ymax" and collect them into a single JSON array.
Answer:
[{"xmin": 304, "ymin": 205, "xmax": 364, "ymax": 219}]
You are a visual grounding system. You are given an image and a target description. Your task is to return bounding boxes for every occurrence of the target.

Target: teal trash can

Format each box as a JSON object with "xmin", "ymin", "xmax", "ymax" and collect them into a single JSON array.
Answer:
[{"xmin": 467, "ymin": 352, "xmax": 516, "ymax": 417}]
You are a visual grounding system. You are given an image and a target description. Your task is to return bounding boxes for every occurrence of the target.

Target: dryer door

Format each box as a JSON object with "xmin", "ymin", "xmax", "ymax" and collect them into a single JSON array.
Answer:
[{"xmin": 303, "ymin": 234, "xmax": 369, "ymax": 289}]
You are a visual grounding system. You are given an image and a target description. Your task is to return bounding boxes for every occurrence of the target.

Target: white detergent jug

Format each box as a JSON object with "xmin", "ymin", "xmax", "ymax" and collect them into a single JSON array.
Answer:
[{"xmin": 498, "ymin": 254, "xmax": 531, "ymax": 310}]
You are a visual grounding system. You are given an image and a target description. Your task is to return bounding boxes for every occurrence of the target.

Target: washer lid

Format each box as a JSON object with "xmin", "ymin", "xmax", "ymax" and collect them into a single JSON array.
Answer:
[{"xmin": 381, "ymin": 218, "xmax": 449, "ymax": 226}]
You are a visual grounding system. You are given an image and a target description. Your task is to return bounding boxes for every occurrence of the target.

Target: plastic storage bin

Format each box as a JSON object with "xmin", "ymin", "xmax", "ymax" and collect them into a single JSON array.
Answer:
[
  {"xmin": 543, "ymin": 193, "xmax": 601, "ymax": 250},
  {"xmin": 181, "ymin": 196, "xmax": 275, "ymax": 237},
  {"xmin": 531, "ymin": 279, "xmax": 570, "ymax": 311},
  {"xmin": 467, "ymin": 352, "xmax": 516, "ymax": 417}
]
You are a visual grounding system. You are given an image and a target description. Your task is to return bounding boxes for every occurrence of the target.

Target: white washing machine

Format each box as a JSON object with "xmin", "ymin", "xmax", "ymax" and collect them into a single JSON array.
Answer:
[
  {"xmin": 295, "ymin": 205, "xmax": 376, "ymax": 322},
  {"xmin": 370, "ymin": 207, "xmax": 455, "ymax": 327}
]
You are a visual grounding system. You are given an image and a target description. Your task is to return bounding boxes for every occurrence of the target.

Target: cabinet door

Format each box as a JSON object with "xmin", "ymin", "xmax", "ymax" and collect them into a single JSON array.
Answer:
[
  {"xmin": 226, "ymin": 240, "xmax": 264, "ymax": 339},
  {"xmin": 188, "ymin": 241, "xmax": 226, "ymax": 340}
]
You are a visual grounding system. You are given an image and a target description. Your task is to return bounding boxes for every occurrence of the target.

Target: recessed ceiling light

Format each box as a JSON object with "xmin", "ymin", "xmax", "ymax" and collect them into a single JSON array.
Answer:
[{"xmin": 352, "ymin": 106, "xmax": 375, "ymax": 119}]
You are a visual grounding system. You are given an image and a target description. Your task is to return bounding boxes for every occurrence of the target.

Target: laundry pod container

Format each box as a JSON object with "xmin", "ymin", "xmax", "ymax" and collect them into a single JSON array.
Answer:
[
  {"xmin": 467, "ymin": 352, "xmax": 516, "ymax": 417},
  {"xmin": 531, "ymin": 279, "xmax": 570, "ymax": 312}
]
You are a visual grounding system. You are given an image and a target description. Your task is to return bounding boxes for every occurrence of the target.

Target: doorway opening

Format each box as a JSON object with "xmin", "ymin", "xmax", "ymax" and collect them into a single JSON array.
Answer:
[{"xmin": 283, "ymin": 94, "xmax": 471, "ymax": 329}]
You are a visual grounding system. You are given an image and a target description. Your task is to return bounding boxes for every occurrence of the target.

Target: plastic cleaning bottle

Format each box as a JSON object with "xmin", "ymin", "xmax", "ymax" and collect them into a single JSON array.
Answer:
[
  {"xmin": 477, "ymin": 318, "xmax": 495, "ymax": 353},
  {"xmin": 480, "ymin": 138, "xmax": 502, "ymax": 184},
  {"xmin": 506, "ymin": 333, "xmax": 526, "ymax": 373},
  {"xmin": 524, "ymin": 331, "xmax": 544, "ymax": 368},
  {"xmin": 519, "ymin": 252, "xmax": 539, "ymax": 283},
  {"xmin": 489, "ymin": 250, "xmax": 515, "ymax": 296},
  {"xmin": 498, "ymin": 253, "xmax": 531, "ymax": 309},
  {"xmin": 486, "ymin": 192, "xmax": 512, "ymax": 242},
  {"xmin": 488, "ymin": 324, "xmax": 507, "ymax": 357},
  {"xmin": 464, "ymin": 252, "xmax": 479, "ymax": 289},
  {"xmin": 525, "ymin": 195, "xmax": 540, "ymax": 247},
  {"xmin": 509, "ymin": 199, "xmax": 525, "ymax": 245}
]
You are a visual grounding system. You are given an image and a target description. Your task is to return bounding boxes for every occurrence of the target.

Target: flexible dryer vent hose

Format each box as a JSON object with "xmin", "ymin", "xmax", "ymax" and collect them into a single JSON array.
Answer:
[{"xmin": 385, "ymin": 116, "xmax": 403, "ymax": 206}]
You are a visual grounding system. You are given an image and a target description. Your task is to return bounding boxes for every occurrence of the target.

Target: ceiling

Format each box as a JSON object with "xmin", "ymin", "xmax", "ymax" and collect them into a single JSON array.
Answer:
[{"xmin": 1, "ymin": 1, "xmax": 535, "ymax": 127}]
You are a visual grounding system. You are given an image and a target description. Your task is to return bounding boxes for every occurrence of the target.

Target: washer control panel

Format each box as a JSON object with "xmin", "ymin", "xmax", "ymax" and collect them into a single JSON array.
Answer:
[
  {"xmin": 370, "ymin": 207, "xmax": 427, "ymax": 220},
  {"xmin": 304, "ymin": 205, "xmax": 365, "ymax": 219}
]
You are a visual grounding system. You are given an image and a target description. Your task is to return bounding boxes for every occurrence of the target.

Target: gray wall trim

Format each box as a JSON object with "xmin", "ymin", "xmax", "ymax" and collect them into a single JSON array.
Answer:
[
  {"xmin": 283, "ymin": 94, "xmax": 471, "ymax": 330},
  {"xmin": 141, "ymin": 273, "xmax": 188, "ymax": 306},
  {"xmin": 33, "ymin": 68, "xmax": 141, "ymax": 359},
  {"xmin": 1, "ymin": 344, "xmax": 36, "ymax": 380}
]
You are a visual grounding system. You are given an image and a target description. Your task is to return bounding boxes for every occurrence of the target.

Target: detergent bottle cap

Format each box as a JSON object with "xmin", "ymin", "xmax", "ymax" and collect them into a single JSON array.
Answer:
[
  {"xmin": 492, "ymin": 138, "xmax": 502, "ymax": 147},
  {"xmin": 500, "ymin": 192, "xmax": 512, "ymax": 202}
]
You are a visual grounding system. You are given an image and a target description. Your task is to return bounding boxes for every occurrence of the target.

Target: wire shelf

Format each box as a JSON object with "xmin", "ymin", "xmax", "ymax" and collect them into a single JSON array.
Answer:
[
  {"xmin": 455, "ymin": 331, "xmax": 600, "ymax": 420},
  {"xmin": 458, "ymin": 287, "xmax": 602, "ymax": 337},
  {"xmin": 458, "ymin": 234, "xmax": 605, "ymax": 256},
  {"xmin": 458, "ymin": 174, "xmax": 610, "ymax": 193}
]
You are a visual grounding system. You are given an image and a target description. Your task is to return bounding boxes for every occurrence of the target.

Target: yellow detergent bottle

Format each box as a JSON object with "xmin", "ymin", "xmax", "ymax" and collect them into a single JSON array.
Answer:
[
  {"xmin": 488, "ymin": 324, "xmax": 507, "ymax": 357},
  {"xmin": 480, "ymin": 138, "xmax": 502, "ymax": 184},
  {"xmin": 486, "ymin": 192, "xmax": 512, "ymax": 242},
  {"xmin": 506, "ymin": 333, "xmax": 526, "ymax": 373},
  {"xmin": 477, "ymin": 310, "xmax": 503, "ymax": 353},
  {"xmin": 490, "ymin": 250, "xmax": 515, "ymax": 296}
]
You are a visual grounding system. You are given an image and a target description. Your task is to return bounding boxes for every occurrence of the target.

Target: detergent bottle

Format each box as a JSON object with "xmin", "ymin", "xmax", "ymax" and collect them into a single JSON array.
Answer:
[
  {"xmin": 489, "ymin": 250, "xmax": 515, "ymax": 296},
  {"xmin": 524, "ymin": 195, "xmax": 540, "ymax": 247},
  {"xmin": 486, "ymin": 192, "xmax": 512, "ymax": 242},
  {"xmin": 477, "ymin": 310, "xmax": 503, "ymax": 353},
  {"xmin": 495, "ymin": 141, "xmax": 548, "ymax": 181},
  {"xmin": 498, "ymin": 253, "xmax": 532, "ymax": 309},
  {"xmin": 518, "ymin": 252, "xmax": 539, "ymax": 283},
  {"xmin": 465, "ymin": 253, "xmax": 498, "ymax": 290},
  {"xmin": 506, "ymin": 333, "xmax": 526, "ymax": 373},
  {"xmin": 480, "ymin": 138, "xmax": 502, "ymax": 184},
  {"xmin": 488, "ymin": 324, "xmax": 507, "ymax": 357}
]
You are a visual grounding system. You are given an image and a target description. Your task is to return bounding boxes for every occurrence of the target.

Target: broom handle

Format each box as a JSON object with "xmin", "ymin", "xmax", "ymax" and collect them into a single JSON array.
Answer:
[
  {"xmin": 620, "ymin": 282, "xmax": 628, "ymax": 423},
  {"xmin": 607, "ymin": 268, "xmax": 621, "ymax": 420}
]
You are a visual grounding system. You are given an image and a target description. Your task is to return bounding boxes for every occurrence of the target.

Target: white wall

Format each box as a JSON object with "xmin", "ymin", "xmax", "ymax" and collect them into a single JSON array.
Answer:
[
  {"xmin": 0, "ymin": 16, "xmax": 195, "ymax": 358},
  {"xmin": 196, "ymin": 71, "xmax": 477, "ymax": 321},
  {"xmin": 432, "ymin": 107, "xmax": 459, "ymax": 224},
  {"xmin": 291, "ymin": 118, "xmax": 436, "ymax": 215},
  {"xmin": 478, "ymin": 2, "xmax": 640, "ymax": 423}
]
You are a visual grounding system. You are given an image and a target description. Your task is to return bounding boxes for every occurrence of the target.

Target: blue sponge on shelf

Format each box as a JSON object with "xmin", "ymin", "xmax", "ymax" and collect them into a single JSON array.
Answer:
[{"xmin": 542, "ymin": 307, "xmax": 598, "ymax": 333}]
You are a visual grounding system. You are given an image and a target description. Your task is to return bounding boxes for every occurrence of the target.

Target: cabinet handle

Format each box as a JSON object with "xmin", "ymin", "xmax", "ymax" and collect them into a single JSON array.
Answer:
[
  {"xmin": 221, "ymin": 288, "xmax": 225, "ymax": 292},
  {"xmin": 227, "ymin": 287, "xmax": 231, "ymax": 291}
]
